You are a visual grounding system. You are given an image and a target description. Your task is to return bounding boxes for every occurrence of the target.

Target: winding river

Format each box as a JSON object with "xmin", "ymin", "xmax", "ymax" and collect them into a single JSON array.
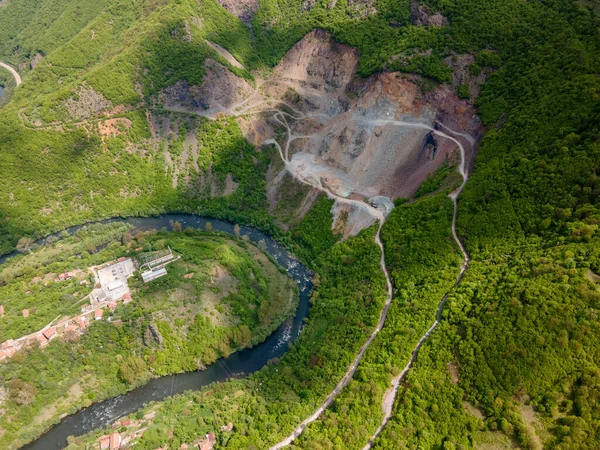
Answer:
[{"xmin": 1, "ymin": 214, "xmax": 313, "ymax": 450}]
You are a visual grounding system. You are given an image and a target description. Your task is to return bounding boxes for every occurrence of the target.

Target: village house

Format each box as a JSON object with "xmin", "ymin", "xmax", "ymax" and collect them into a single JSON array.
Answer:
[
  {"xmin": 99, "ymin": 435, "xmax": 110, "ymax": 449},
  {"xmin": 109, "ymin": 433, "xmax": 122, "ymax": 449},
  {"xmin": 42, "ymin": 327, "xmax": 56, "ymax": 340},
  {"xmin": 95, "ymin": 309, "xmax": 104, "ymax": 320},
  {"xmin": 220, "ymin": 422, "xmax": 234, "ymax": 432},
  {"xmin": 37, "ymin": 334, "xmax": 47, "ymax": 347}
]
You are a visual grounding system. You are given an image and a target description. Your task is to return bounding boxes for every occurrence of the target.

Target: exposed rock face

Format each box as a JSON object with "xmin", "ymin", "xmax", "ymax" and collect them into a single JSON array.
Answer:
[
  {"xmin": 443, "ymin": 53, "xmax": 475, "ymax": 88},
  {"xmin": 273, "ymin": 29, "xmax": 359, "ymax": 92},
  {"xmin": 410, "ymin": 0, "xmax": 448, "ymax": 27},
  {"xmin": 216, "ymin": 0, "xmax": 258, "ymax": 26},
  {"xmin": 259, "ymin": 30, "xmax": 480, "ymax": 236},
  {"xmin": 65, "ymin": 85, "xmax": 111, "ymax": 120},
  {"xmin": 30, "ymin": 53, "xmax": 43, "ymax": 70},
  {"xmin": 156, "ymin": 30, "xmax": 481, "ymax": 237},
  {"xmin": 143, "ymin": 324, "xmax": 163, "ymax": 347},
  {"xmin": 161, "ymin": 59, "xmax": 252, "ymax": 113}
]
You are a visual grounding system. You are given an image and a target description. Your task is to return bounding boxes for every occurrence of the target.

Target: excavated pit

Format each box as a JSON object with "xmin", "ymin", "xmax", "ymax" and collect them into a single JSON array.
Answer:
[{"xmin": 160, "ymin": 29, "xmax": 482, "ymax": 236}]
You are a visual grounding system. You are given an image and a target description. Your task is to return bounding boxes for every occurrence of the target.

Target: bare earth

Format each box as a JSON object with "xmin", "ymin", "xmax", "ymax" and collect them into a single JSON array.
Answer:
[{"xmin": 160, "ymin": 29, "xmax": 481, "ymax": 236}]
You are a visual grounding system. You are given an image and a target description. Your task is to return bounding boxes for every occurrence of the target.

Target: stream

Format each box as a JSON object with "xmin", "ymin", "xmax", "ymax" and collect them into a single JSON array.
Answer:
[{"xmin": 5, "ymin": 214, "xmax": 313, "ymax": 450}]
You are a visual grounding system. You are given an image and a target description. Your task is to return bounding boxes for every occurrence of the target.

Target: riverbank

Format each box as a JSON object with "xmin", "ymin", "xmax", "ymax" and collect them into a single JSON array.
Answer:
[{"xmin": 0, "ymin": 216, "xmax": 311, "ymax": 450}]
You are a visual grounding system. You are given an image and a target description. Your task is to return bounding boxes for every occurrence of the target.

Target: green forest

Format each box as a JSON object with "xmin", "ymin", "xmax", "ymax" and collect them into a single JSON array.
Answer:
[{"xmin": 0, "ymin": 0, "xmax": 599, "ymax": 448}]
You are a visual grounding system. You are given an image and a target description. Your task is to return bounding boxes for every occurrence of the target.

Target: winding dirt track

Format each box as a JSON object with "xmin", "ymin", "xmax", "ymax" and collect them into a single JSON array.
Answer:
[
  {"xmin": 0, "ymin": 62, "xmax": 22, "ymax": 86},
  {"xmin": 362, "ymin": 125, "xmax": 471, "ymax": 450},
  {"xmin": 262, "ymin": 107, "xmax": 473, "ymax": 449}
]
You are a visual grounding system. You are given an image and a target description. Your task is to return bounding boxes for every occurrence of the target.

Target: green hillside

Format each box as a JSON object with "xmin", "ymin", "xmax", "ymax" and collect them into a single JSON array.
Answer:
[{"xmin": 0, "ymin": 0, "xmax": 599, "ymax": 448}]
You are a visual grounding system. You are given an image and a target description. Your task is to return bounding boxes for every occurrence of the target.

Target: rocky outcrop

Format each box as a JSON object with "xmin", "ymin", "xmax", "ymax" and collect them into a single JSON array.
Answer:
[
  {"xmin": 216, "ymin": 0, "xmax": 258, "ymax": 26},
  {"xmin": 65, "ymin": 85, "xmax": 111, "ymax": 120},
  {"xmin": 143, "ymin": 324, "xmax": 163, "ymax": 347},
  {"xmin": 161, "ymin": 59, "xmax": 252, "ymax": 113},
  {"xmin": 410, "ymin": 0, "xmax": 448, "ymax": 27}
]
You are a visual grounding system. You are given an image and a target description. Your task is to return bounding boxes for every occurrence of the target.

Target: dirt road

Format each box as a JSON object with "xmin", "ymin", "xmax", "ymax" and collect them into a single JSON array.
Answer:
[
  {"xmin": 0, "ymin": 62, "xmax": 22, "ymax": 86},
  {"xmin": 362, "ymin": 126, "xmax": 471, "ymax": 450},
  {"xmin": 264, "ymin": 106, "xmax": 473, "ymax": 449}
]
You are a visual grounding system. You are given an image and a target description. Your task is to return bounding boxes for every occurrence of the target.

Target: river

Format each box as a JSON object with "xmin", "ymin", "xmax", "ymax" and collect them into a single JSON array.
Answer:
[{"xmin": 3, "ymin": 214, "xmax": 313, "ymax": 450}]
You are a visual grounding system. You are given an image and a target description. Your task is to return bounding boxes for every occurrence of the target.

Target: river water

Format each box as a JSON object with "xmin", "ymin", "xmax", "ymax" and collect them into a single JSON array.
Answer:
[{"xmin": 4, "ymin": 214, "xmax": 313, "ymax": 450}]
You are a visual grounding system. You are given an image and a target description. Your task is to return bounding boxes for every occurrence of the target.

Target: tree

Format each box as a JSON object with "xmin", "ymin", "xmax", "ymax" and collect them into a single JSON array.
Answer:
[
  {"xmin": 16, "ymin": 236, "xmax": 34, "ymax": 252},
  {"xmin": 9, "ymin": 379, "xmax": 37, "ymax": 406}
]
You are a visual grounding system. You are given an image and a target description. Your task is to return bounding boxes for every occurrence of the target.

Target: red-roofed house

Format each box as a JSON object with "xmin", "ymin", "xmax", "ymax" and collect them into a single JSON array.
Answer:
[
  {"xmin": 2, "ymin": 339, "xmax": 14, "ymax": 350},
  {"xmin": 37, "ymin": 334, "xmax": 47, "ymax": 347},
  {"xmin": 99, "ymin": 435, "xmax": 110, "ymax": 449},
  {"xmin": 77, "ymin": 315, "xmax": 89, "ymax": 328},
  {"xmin": 198, "ymin": 440, "xmax": 213, "ymax": 450},
  {"xmin": 208, "ymin": 432, "xmax": 215, "ymax": 442},
  {"xmin": 109, "ymin": 433, "xmax": 121, "ymax": 449},
  {"xmin": 117, "ymin": 257, "xmax": 128, "ymax": 262},
  {"xmin": 0, "ymin": 350, "xmax": 7, "ymax": 360},
  {"xmin": 42, "ymin": 327, "xmax": 56, "ymax": 340},
  {"xmin": 95, "ymin": 309, "xmax": 104, "ymax": 320},
  {"xmin": 122, "ymin": 293, "xmax": 132, "ymax": 304},
  {"xmin": 108, "ymin": 302, "xmax": 117, "ymax": 311}
]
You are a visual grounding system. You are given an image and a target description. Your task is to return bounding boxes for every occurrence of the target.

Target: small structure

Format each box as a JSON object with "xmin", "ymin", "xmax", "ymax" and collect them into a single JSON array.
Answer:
[
  {"xmin": 95, "ymin": 309, "xmax": 104, "ymax": 320},
  {"xmin": 139, "ymin": 248, "xmax": 180, "ymax": 284},
  {"xmin": 99, "ymin": 435, "xmax": 110, "ymax": 449},
  {"xmin": 22, "ymin": 309, "xmax": 29, "ymax": 318},
  {"xmin": 37, "ymin": 334, "xmax": 47, "ymax": 347},
  {"xmin": 141, "ymin": 268, "xmax": 167, "ymax": 283},
  {"xmin": 220, "ymin": 422, "xmax": 234, "ymax": 432},
  {"xmin": 77, "ymin": 315, "xmax": 89, "ymax": 329},
  {"xmin": 42, "ymin": 327, "xmax": 56, "ymax": 340},
  {"xmin": 0, "ymin": 304, "xmax": 3, "ymax": 317},
  {"xmin": 105, "ymin": 279, "xmax": 127, "ymax": 302},
  {"xmin": 109, "ymin": 433, "xmax": 121, "ymax": 449}
]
